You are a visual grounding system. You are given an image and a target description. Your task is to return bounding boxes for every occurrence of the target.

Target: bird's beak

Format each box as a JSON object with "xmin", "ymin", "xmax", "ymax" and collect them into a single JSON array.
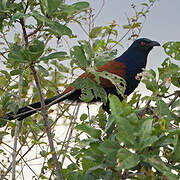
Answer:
[{"xmin": 150, "ymin": 41, "xmax": 161, "ymax": 47}]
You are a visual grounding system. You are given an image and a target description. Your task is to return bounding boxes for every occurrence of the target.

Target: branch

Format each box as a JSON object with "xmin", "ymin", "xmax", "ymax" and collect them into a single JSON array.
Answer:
[
  {"xmin": 168, "ymin": 91, "xmax": 180, "ymax": 108},
  {"xmin": 24, "ymin": 0, "xmax": 29, "ymax": 14},
  {"xmin": 0, "ymin": 51, "xmax": 8, "ymax": 61},
  {"xmin": 136, "ymin": 99, "xmax": 161, "ymax": 120},
  {"xmin": 30, "ymin": 63, "xmax": 63, "ymax": 180},
  {"xmin": 110, "ymin": 29, "xmax": 131, "ymax": 49},
  {"xmin": 19, "ymin": 18, "xmax": 28, "ymax": 46},
  {"xmin": 12, "ymin": 65, "xmax": 24, "ymax": 179},
  {"xmin": 94, "ymin": 0, "xmax": 105, "ymax": 20},
  {"xmin": 26, "ymin": 25, "xmax": 43, "ymax": 39}
]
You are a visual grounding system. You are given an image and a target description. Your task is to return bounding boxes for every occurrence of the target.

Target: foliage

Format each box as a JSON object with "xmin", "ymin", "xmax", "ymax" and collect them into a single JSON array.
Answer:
[{"xmin": 0, "ymin": 0, "xmax": 179, "ymax": 180}]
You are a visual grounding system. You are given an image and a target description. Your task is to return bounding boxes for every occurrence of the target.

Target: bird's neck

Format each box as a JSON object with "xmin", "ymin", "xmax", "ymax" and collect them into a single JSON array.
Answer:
[{"xmin": 116, "ymin": 47, "xmax": 149, "ymax": 69}]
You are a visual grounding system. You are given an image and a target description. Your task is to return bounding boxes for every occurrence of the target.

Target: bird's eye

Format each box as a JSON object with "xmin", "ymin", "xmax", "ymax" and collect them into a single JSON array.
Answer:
[{"xmin": 141, "ymin": 41, "xmax": 146, "ymax": 46}]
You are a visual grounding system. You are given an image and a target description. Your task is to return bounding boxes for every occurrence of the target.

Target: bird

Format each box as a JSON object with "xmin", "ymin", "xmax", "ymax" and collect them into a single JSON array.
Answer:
[{"xmin": 5, "ymin": 38, "xmax": 160, "ymax": 120}]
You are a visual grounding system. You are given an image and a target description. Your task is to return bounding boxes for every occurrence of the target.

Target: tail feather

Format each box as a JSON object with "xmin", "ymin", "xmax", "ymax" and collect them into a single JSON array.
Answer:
[{"xmin": 5, "ymin": 89, "xmax": 78, "ymax": 120}]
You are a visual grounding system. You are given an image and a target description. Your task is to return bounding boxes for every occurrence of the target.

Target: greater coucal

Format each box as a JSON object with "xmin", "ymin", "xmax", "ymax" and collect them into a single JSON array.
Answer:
[{"xmin": 5, "ymin": 38, "xmax": 160, "ymax": 120}]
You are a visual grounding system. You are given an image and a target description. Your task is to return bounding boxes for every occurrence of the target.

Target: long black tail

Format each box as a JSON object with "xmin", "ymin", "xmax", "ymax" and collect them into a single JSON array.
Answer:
[{"xmin": 5, "ymin": 89, "xmax": 80, "ymax": 120}]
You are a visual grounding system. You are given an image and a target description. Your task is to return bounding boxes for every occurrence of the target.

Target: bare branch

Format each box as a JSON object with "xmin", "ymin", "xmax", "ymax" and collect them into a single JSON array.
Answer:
[
  {"xmin": 12, "ymin": 65, "xmax": 24, "ymax": 180},
  {"xmin": 26, "ymin": 25, "xmax": 43, "ymax": 39},
  {"xmin": 19, "ymin": 18, "xmax": 28, "ymax": 46},
  {"xmin": 168, "ymin": 91, "xmax": 180, "ymax": 108},
  {"xmin": 30, "ymin": 63, "xmax": 63, "ymax": 180}
]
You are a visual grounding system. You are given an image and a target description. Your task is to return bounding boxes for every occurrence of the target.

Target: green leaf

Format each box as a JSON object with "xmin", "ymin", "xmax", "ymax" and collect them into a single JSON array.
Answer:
[
  {"xmin": 46, "ymin": 0, "xmax": 62, "ymax": 15},
  {"xmin": 67, "ymin": 172, "xmax": 86, "ymax": 180},
  {"xmin": 27, "ymin": 39, "xmax": 45, "ymax": 61},
  {"xmin": 86, "ymin": 164, "xmax": 105, "ymax": 175},
  {"xmin": 75, "ymin": 124, "xmax": 101, "ymax": 139},
  {"xmin": 32, "ymin": 10, "xmax": 52, "ymax": 24},
  {"xmin": 0, "ymin": 0, "xmax": 7, "ymax": 9},
  {"xmin": 171, "ymin": 99, "xmax": 180, "ymax": 109},
  {"xmin": 40, "ymin": 150, "xmax": 47, "ymax": 157},
  {"xmin": 89, "ymin": 26, "xmax": 103, "ymax": 39},
  {"xmin": 163, "ymin": 41, "xmax": 180, "ymax": 60},
  {"xmin": 78, "ymin": 40, "xmax": 95, "ymax": 60},
  {"xmin": 94, "ymin": 49, "xmax": 117, "ymax": 66},
  {"xmin": 116, "ymin": 117, "xmax": 137, "ymax": 147},
  {"xmin": 105, "ymin": 116, "xmax": 115, "ymax": 134},
  {"xmin": 117, "ymin": 149, "xmax": 139, "ymax": 170},
  {"xmin": 39, "ymin": 51, "xmax": 67, "ymax": 61},
  {"xmin": 33, "ymin": 11, "xmax": 72, "ymax": 37},
  {"xmin": 0, "ymin": 75, "xmax": 8, "ymax": 87},
  {"xmin": 0, "ymin": 70, "xmax": 10, "ymax": 80},
  {"xmin": 71, "ymin": 2, "xmax": 89, "ymax": 11},
  {"xmin": 56, "ymin": 63, "xmax": 69, "ymax": 73},
  {"xmin": 80, "ymin": 113, "xmax": 88, "ymax": 121},
  {"xmin": 0, "ymin": 92, "xmax": 12, "ymax": 107},
  {"xmin": 57, "ymin": 2, "xmax": 89, "ymax": 19},
  {"xmin": 122, "ymin": 24, "xmax": 131, "ymax": 29},
  {"xmin": 109, "ymin": 94, "xmax": 123, "ymax": 115},
  {"xmin": 95, "ymin": 71, "xmax": 126, "ymax": 97},
  {"xmin": 142, "ymin": 69, "xmax": 158, "ymax": 92},
  {"xmin": 141, "ymin": 3, "xmax": 149, "ymax": 6},
  {"xmin": 70, "ymin": 46, "xmax": 88, "ymax": 69},
  {"xmin": 46, "ymin": 21, "xmax": 72, "ymax": 37},
  {"xmin": 0, "ymin": 118, "xmax": 8, "ymax": 127},
  {"xmin": 98, "ymin": 140, "xmax": 121, "ymax": 154},
  {"xmin": 8, "ymin": 44, "xmax": 28, "ymax": 63},
  {"xmin": 8, "ymin": 102, "xmax": 19, "ymax": 114},
  {"xmin": 155, "ymin": 99, "xmax": 171, "ymax": 118},
  {"xmin": 138, "ymin": 118, "xmax": 158, "ymax": 151},
  {"xmin": 37, "ymin": 65, "xmax": 49, "ymax": 77},
  {"xmin": 146, "ymin": 157, "xmax": 179, "ymax": 180},
  {"xmin": 82, "ymin": 157, "xmax": 99, "ymax": 173},
  {"xmin": 71, "ymin": 77, "xmax": 107, "ymax": 104},
  {"xmin": 131, "ymin": 22, "xmax": 141, "ymax": 29},
  {"xmin": 109, "ymin": 95, "xmax": 139, "ymax": 147},
  {"xmin": 10, "ymin": 70, "xmax": 22, "ymax": 76},
  {"xmin": 11, "ymin": 12, "xmax": 30, "ymax": 22},
  {"xmin": 172, "ymin": 135, "xmax": 180, "ymax": 162}
]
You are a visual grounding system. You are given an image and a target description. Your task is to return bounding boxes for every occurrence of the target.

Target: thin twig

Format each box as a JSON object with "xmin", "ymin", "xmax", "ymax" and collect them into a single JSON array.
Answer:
[
  {"xmin": 94, "ymin": 0, "xmax": 105, "ymax": 20},
  {"xmin": 1, "ymin": 31, "xmax": 10, "ymax": 49},
  {"xmin": 168, "ymin": 91, "xmax": 180, "ymax": 108},
  {"xmin": 110, "ymin": 29, "xmax": 131, "ymax": 49},
  {"xmin": 24, "ymin": 0, "xmax": 29, "ymax": 14},
  {"xmin": 61, "ymin": 103, "xmax": 80, "ymax": 165},
  {"xmin": 12, "ymin": 65, "xmax": 23, "ymax": 180},
  {"xmin": 26, "ymin": 25, "xmax": 43, "ymax": 39},
  {"xmin": 104, "ymin": 24, "xmax": 113, "ymax": 50},
  {"xmin": 0, "ymin": 51, "xmax": 8, "ymax": 60}
]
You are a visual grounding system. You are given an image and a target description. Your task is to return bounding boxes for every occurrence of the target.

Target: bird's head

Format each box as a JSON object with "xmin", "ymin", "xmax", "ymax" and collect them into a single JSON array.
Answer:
[{"xmin": 130, "ymin": 38, "xmax": 160, "ymax": 54}]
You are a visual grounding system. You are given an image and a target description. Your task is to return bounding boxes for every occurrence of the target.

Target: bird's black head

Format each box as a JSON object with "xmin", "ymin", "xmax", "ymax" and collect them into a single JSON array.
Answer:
[{"xmin": 130, "ymin": 38, "xmax": 160, "ymax": 54}]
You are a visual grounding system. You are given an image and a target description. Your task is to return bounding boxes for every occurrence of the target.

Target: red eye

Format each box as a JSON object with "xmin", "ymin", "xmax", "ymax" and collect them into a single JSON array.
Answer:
[{"xmin": 141, "ymin": 41, "xmax": 146, "ymax": 46}]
